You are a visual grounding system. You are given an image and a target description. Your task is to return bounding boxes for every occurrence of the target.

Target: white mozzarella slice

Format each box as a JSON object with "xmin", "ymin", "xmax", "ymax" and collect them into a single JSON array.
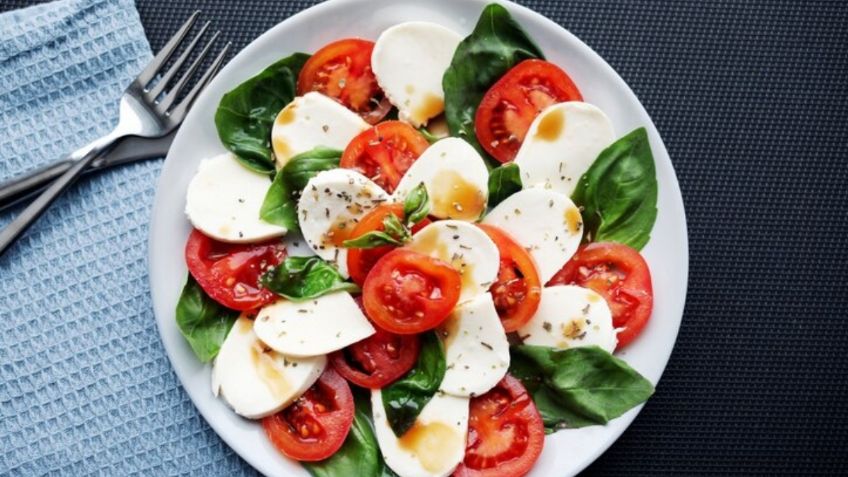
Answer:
[
  {"xmin": 211, "ymin": 317, "xmax": 326, "ymax": 419},
  {"xmin": 483, "ymin": 188, "xmax": 583, "ymax": 283},
  {"xmin": 372, "ymin": 22, "xmax": 462, "ymax": 127},
  {"xmin": 438, "ymin": 293, "xmax": 510, "ymax": 397},
  {"xmin": 406, "ymin": 220, "xmax": 499, "ymax": 304},
  {"xmin": 297, "ymin": 168, "xmax": 389, "ymax": 277},
  {"xmin": 514, "ymin": 101, "xmax": 614, "ymax": 195},
  {"xmin": 253, "ymin": 292, "xmax": 375, "ymax": 357},
  {"xmin": 392, "ymin": 138, "xmax": 488, "ymax": 221},
  {"xmin": 517, "ymin": 285, "xmax": 617, "ymax": 352},
  {"xmin": 372, "ymin": 389, "xmax": 469, "ymax": 477},
  {"xmin": 185, "ymin": 153, "xmax": 286, "ymax": 243},
  {"xmin": 271, "ymin": 92, "xmax": 369, "ymax": 168}
]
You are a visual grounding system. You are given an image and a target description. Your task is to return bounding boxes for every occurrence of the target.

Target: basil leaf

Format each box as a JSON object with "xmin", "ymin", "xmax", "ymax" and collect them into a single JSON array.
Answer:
[
  {"xmin": 343, "ymin": 231, "xmax": 405, "ymax": 249},
  {"xmin": 402, "ymin": 182, "xmax": 430, "ymax": 225},
  {"xmin": 175, "ymin": 275, "xmax": 238, "ymax": 362},
  {"xmin": 382, "ymin": 332, "xmax": 446, "ymax": 436},
  {"xmin": 487, "ymin": 163, "xmax": 522, "ymax": 207},
  {"xmin": 260, "ymin": 256, "xmax": 359, "ymax": 301},
  {"xmin": 215, "ymin": 53, "xmax": 310, "ymax": 174},
  {"xmin": 510, "ymin": 345, "xmax": 654, "ymax": 430},
  {"xmin": 382, "ymin": 213, "xmax": 411, "ymax": 242},
  {"xmin": 260, "ymin": 170, "xmax": 298, "ymax": 230},
  {"xmin": 304, "ymin": 407, "xmax": 382, "ymax": 477},
  {"xmin": 282, "ymin": 147, "xmax": 343, "ymax": 193},
  {"xmin": 572, "ymin": 128, "xmax": 658, "ymax": 250},
  {"xmin": 443, "ymin": 3, "xmax": 544, "ymax": 162}
]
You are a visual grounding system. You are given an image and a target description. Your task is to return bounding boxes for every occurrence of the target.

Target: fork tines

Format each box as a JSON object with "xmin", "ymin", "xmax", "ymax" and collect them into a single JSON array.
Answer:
[{"xmin": 133, "ymin": 11, "xmax": 230, "ymax": 122}]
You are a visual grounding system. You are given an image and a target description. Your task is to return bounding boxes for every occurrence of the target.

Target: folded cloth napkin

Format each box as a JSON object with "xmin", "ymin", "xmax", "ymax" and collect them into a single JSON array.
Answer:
[{"xmin": 0, "ymin": 0, "xmax": 252, "ymax": 474}]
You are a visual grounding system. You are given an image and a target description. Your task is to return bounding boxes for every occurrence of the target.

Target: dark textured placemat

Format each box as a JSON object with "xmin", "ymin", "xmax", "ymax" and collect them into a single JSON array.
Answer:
[{"xmin": 3, "ymin": 0, "xmax": 847, "ymax": 475}]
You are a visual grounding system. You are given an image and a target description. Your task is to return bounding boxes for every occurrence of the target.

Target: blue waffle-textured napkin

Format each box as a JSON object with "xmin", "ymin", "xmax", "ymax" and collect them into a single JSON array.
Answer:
[{"xmin": 0, "ymin": 0, "xmax": 253, "ymax": 474}]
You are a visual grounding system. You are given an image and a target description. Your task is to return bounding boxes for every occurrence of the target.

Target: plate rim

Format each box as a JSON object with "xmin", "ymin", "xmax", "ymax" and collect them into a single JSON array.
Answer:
[{"xmin": 148, "ymin": 0, "xmax": 689, "ymax": 475}]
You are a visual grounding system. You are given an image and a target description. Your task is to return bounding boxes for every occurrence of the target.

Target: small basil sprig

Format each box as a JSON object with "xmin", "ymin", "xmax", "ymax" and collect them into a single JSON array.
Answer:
[
  {"xmin": 215, "ymin": 53, "xmax": 310, "ymax": 173},
  {"xmin": 572, "ymin": 128, "xmax": 657, "ymax": 250},
  {"xmin": 487, "ymin": 163, "xmax": 522, "ymax": 207},
  {"xmin": 402, "ymin": 182, "xmax": 430, "ymax": 226},
  {"xmin": 343, "ymin": 183, "xmax": 429, "ymax": 249},
  {"xmin": 381, "ymin": 332, "xmax": 446, "ymax": 436},
  {"xmin": 260, "ymin": 256, "xmax": 359, "ymax": 301},
  {"xmin": 509, "ymin": 345, "xmax": 654, "ymax": 432},
  {"xmin": 260, "ymin": 147, "xmax": 343, "ymax": 231},
  {"xmin": 175, "ymin": 275, "xmax": 239, "ymax": 362}
]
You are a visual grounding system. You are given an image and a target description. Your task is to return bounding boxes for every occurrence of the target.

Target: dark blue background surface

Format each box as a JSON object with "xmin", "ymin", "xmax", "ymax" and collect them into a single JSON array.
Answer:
[{"xmin": 3, "ymin": 0, "xmax": 847, "ymax": 474}]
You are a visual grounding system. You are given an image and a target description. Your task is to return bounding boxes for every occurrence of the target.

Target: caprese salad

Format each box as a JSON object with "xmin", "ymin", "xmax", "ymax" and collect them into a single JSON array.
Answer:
[{"xmin": 175, "ymin": 4, "xmax": 659, "ymax": 476}]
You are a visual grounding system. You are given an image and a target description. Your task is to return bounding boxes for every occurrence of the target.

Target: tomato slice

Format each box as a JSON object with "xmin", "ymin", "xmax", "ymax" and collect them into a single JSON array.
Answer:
[
  {"xmin": 184, "ymin": 229, "xmax": 285, "ymax": 311},
  {"xmin": 340, "ymin": 121, "xmax": 430, "ymax": 193},
  {"xmin": 477, "ymin": 225, "xmax": 542, "ymax": 332},
  {"xmin": 262, "ymin": 368, "xmax": 354, "ymax": 462},
  {"xmin": 297, "ymin": 38, "xmax": 391, "ymax": 124},
  {"xmin": 453, "ymin": 375, "xmax": 545, "ymax": 477},
  {"xmin": 475, "ymin": 59, "xmax": 582, "ymax": 163},
  {"xmin": 347, "ymin": 203, "xmax": 431, "ymax": 287},
  {"xmin": 331, "ymin": 326, "xmax": 421, "ymax": 388},
  {"xmin": 547, "ymin": 242, "xmax": 654, "ymax": 349},
  {"xmin": 362, "ymin": 249, "xmax": 461, "ymax": 334}
]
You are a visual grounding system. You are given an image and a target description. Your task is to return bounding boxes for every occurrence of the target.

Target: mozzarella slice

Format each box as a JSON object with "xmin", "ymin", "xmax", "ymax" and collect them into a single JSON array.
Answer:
[
  {"xmin": 271, "ymin": 92, "xmax": 369, "ymax": 168},
  {"xmin": 483, "ymin": 188, "xmax": 583, "ymax": 283},
  {"xmin": 372, "ymin": 22, "xmax": 462, "ymax": 127},
  {"xmin": 438, "ymin": 293, "xmax": 509, "ymax": 397},
  {"xmin": 211, "ymin": 317, "xmax": 326, "ymax": 419},
  {"xmin": 406, "ymin": 220, "xmax": 499, "ymax": 304},
  {"xmin": 517, "ymin": 285, "xmax": 617, "ymax": 352},
  {"xmin": 253, "ymin": 292, "xmax": 375, "ymax": 357},
  {"xmin": 185, "ymin": 153, "xmax": 286, "ymax": 243},
  {"xmin": 514, "ymin": 102, "xmax": 614, "ymax": 195},
  {"xmin": 372, "ymin": 390, "xmax": 469, "ymax": 477},
  {"xmin": 297, "ymin": 168, "xmax": 389, "ymax": 277},
  {"xmin": 392, "ymin": 138, "xmax": 488, "ymax": 221}
]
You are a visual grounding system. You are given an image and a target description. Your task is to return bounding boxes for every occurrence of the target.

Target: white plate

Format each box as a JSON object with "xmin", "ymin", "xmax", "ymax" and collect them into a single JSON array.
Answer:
[{"xmin": 148, "ymin": 0, "xmax": 689, "ymax": 475}]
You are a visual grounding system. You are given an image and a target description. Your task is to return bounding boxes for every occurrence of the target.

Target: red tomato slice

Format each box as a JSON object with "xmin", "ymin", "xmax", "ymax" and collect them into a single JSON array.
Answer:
[
  {"xmin": 340, "ymin": 121, "xmax": 430, "ymax": 193},
  {"xmin": 547, "ymin": 242, "xmax": 654, "ymax": 349},
  {"xmin": 330, "ymin": 326, "xmax": 421, "ymax": 388},
  {"xmin": 347, "ymin": 203, "xmax": 431, "ymax": 287},
  {"xmin": 453, "ymin": 375, "xmax": 545, "ymax": 477},
  {"xmin": 362, "ymin": 249, "xmax": 461, "ymax": 334},
  {"xmin": 477, "ymin": 224, "xmax": 542, "ymax": 332},
  {"xmin": 184, "ymin": 229, "xmax": 285, "ymax": 311},
  {"xmin": 297, "ymin": 38, "xmax": 392, "ymax": 124},
  {"xmin": 475, "ymin": 59, "xmax": 582, "ymax": 163},
  {"xmin": 262, "ymin": 368, "xmax": 354, "ymax": 462}
]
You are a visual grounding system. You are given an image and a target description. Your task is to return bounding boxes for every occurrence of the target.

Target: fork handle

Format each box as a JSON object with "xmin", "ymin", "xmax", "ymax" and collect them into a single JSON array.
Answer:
[
  {"xmin": 0, "ymin": 160, "xmax": 76, "ymax": 210},
  {"xmin": 0, "ymin": 131, "xmax": 124, "ymax": 256}
]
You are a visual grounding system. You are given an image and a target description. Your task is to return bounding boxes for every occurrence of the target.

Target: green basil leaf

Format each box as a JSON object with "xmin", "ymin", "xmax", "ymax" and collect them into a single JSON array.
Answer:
[
  {"xmin": 487, "ymin": 163, "xmax": 522, "ymax": 207},
  {"xmin": 382, "ymin": 213, "xmax": 411, "ymax": 242},
  {"xmin": 260, "ymin": 256, "xmax": 359, "ymax": 301},
  {"xmin": 382, "ymin": 332, "xmax": 446, "ymax": 436},
  {"xmin": 282, "ymin": 146, "xmax": 343, "ymax": 193},
  {"xmin": 303, "ymin": 407, "xmax": 382, "ymax": 477},
  {"xmin": 572, "ymin": 127, "xmax": 658, "ymax": 250},
  {"xmin": 260, "ymin": 169, "xmax": 298, "ymax": 230},
  {"xmin": 443, "ymin": 3, "xmax": 544, "ymax": 163},
  {"xmin": 402, "ymin": 182, "xmax": 430, "ymax": 225},
  {"xmin": 215, "ymin": 53, "xmax": 310, "ymax": 174},
  {"xmin": 175, "ymin": 275, "xmax": 239, "ymax": 362},
  {"xmin": 510, "ymin": 345, "xmax": 654, "ymax": 430},
  {"xmin": 343, "ymin": 231, "xmax": 405, "ymax": 249}
]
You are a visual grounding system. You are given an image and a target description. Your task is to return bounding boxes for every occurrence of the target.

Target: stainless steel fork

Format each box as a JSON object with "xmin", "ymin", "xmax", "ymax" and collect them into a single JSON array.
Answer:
[{"xmin": 0, "ymin": 11, "xmax": 230, "ymax": 256}]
